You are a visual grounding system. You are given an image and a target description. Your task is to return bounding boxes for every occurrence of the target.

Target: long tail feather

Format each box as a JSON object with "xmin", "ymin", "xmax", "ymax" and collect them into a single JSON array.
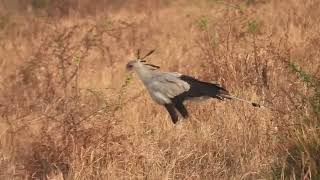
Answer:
[{"xmin": 221, "ymin": 94, "xmax": 261, "ymax": 108}]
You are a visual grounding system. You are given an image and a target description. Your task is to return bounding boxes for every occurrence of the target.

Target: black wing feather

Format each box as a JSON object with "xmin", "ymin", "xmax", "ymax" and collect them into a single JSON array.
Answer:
[{"xmin": 176, "ymin": 75, "xmax": 229, "ymax": 101}]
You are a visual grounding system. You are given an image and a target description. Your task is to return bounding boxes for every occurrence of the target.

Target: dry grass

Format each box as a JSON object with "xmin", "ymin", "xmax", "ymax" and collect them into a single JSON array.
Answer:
[{"xmin": 0, "ymin": 0, "xmax": 319, "ymax": 179}]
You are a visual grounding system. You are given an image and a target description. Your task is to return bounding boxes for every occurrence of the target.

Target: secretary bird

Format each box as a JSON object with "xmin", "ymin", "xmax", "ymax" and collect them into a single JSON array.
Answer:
[{"xmin": 126, "ymin": 50, "xmax": 260, "ymax": 124}]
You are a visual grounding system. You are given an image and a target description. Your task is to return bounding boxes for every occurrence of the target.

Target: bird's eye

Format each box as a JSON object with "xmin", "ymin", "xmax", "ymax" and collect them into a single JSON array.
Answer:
[{"xmin": 126, "ymin": 64, "xmax": 133, "ymax": 69}]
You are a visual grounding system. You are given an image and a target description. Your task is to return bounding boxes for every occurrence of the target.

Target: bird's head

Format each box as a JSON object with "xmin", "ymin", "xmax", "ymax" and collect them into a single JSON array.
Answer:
[
  {"xmin": 126, "ymin": 60, "xmax": 142, "ymax": 71},
  {"xmin": 126, "ymin": 49, "xmax": 160, "ymax": 71}
]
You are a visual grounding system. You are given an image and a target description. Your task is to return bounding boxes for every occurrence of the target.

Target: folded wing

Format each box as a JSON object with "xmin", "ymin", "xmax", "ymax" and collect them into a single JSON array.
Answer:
[{"xmin": 147, "ymin": 72, "xmax": 190, "ymax": 104}]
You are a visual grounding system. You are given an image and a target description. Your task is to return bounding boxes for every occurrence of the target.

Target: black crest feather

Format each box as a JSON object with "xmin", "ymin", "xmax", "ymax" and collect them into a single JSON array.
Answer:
[
  {"xmin": 144, "ymin": 63, "xmax": 160, "ymax": 69},
  {"xmin": 141, "ymin": 49, "xmax": 155, "ymax": 60}
]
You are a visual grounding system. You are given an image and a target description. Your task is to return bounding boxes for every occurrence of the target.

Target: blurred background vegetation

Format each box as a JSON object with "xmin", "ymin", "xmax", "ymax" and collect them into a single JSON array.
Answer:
[{"xmin": 0, "ymin": 0, "xmax": 319, "ymax": 179}]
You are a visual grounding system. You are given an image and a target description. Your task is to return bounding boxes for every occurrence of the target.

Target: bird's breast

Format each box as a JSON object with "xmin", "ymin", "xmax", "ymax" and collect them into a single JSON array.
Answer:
[{"xmin": 148, "ymin": 90, "xmax": 171, "ymax": 105}]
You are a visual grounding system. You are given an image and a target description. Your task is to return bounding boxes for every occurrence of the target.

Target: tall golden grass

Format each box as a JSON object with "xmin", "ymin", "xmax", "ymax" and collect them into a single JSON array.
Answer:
[{"xmin": 0, "ymin": 0, "xmax": 319, "ymax": 179}]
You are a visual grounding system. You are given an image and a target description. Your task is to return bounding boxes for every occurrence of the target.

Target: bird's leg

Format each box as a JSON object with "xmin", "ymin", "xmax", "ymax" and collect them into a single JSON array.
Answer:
[
  {"xmin": 164, "ymin": 104, "xmax": 179, "ymax": 124},
  {"xmin": 174, "ymin": 101, "xmax": 189, "ymax": 118}
]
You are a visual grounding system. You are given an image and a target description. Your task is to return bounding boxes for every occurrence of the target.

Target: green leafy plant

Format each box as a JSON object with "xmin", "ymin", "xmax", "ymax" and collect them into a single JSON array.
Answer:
[
  {"xmin": 248, "ymin": 19, "xmax": 259, "ymax": 34},
  {"xmin": 0, "ymin": 15, "xmax": 9, "ymax": 30},
  {"xmin": 238, "ymin": 2, "xmax": 248, "ymax": 13},
  {"xmin": 197, "ymin": 15, "xmax": 209, "ymax": 31},
  {"xmin": 124, "ymin": 73, "xmax": 133, "ymax": 87},
  {"xmin": 73, "ymin": 56, "xmax": 81, "ymax": 66},
  {"xmin": 289, "ymin": 62, "xmax": 320, "ymax": 117},
  {"xmin": 104, "ymin": 20, "xmax": 114, "ymax": 30},
  {"xmin": 32, "ymin": 0, "xmax": 50, "ymax": 10}
]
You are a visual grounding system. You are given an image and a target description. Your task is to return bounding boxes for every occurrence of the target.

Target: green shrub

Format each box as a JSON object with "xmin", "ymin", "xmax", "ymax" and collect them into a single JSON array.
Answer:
[
  {"xmin": 273, "ymin": 62, "xmax": 320, "ymax": 179},
  {"xmin": 31, "ymin": 0, "xmax": 50, "ymax": 10},
  {"xmin": 0, "ymin": 15, "xmax": 9, "ymax": 30}
]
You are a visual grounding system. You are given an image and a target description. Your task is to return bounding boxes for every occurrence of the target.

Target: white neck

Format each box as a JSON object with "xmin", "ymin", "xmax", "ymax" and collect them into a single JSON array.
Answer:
[{"xmin": 134, "ymin": 65, "xmax": 154, "ymax": 85}]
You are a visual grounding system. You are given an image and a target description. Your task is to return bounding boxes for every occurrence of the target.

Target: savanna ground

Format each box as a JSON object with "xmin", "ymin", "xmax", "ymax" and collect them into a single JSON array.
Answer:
[{"xmin": 0, "ymin": 0, "xmax": 319, "ymax": 179}]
